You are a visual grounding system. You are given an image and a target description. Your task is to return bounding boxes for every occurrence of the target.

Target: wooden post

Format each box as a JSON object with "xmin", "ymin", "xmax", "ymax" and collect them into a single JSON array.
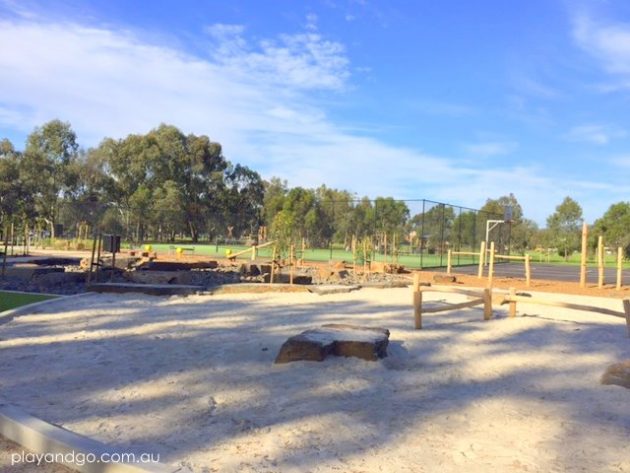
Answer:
[
  {"xmin": 597, "ymin": 235, "xmax": 604, "ymax": 289},
  {"xmin": 483, "ymin": 287, "xmax": 492, "ymax": 320},
  {"xmin": 289, "ymin": 244, "xmax": 295, "ymax": 285},
  {"xmin": 487, "ymin": 241, "xmax": 495, "ymax": 288},
  {"xmin": 301, "ymin": 237, "xmax": 305, "ymax": 265},
  {"xmin": 525, "ymin": 254, "xmax": 531, "ymax": 287},
  {"xmin": 508, "ymin": 287, "xmax": 516, "ymax": 318},
  {"xmin": 446, "ymin": 249, "xmax": 452, "ymax": 275},
  {"xmin": 580, "ymin": 222, "xmax": 588, "ymax": 287},
  {"xmin": 477, "ymin": 241, "xmax": 485, "ymax": 279},
  {"xmin": 251, "ymin": 245, "xmax": 256, "ymax": 261},
  {"xmin": 384, "ymin": 232, "xmax": 388, "ymax": 264},
  {"xmin": 270, "ymin": 246, "xmax": 277, "ymax": 285},
  {"xmin": 413, "ymin": 272, "xmax": 421, "ymax": 292},
  {"xmin": 624, "ymin": 299, "xmax": 630, "ymax": 338},
  {"xmin": 413, "ymin": 273, "xmax": 422, "ymax": 330},
  {"xmin": 87, "ymin": 232, "xmax": 97, "ymax": 285},
  {"xmin": 616, "ymin": 247, "xmax": 623, "ymax": 291},
  {"xmin": 1, "ymin": 223, "xmax": 9, "ymax": 279},
  {"xmin": 414, "ymin": 290, "xmax": 423, "ymax": 329},
  {"xmin": 352, "ymin": 235, "xmax": 356, "ymax": 276}
]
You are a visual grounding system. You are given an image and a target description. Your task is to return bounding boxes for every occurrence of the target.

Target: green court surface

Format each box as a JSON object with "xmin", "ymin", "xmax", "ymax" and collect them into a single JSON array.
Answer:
[
  {"xmin": 0, "ymin": 291, "xmax": 56, "ymax": 313},
  {"xmin": 147, "ymin": 243, "xmax": 479, "ymax": 269}
]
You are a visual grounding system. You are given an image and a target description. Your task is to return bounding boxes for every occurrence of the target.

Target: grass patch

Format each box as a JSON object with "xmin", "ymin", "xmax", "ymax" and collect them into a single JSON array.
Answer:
[{"xmin": 0, "ymin": 291, "xmax": 57, "ymax": 313}]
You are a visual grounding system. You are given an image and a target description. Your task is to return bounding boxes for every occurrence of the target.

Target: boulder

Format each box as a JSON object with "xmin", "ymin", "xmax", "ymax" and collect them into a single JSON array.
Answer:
[
  {"xmin": 275, "ymin": 324, "xmax": 390, "ymax": 363},
  {"xmin": 601, "ymin": 360, "xmax": 630, "ymax": 389}
]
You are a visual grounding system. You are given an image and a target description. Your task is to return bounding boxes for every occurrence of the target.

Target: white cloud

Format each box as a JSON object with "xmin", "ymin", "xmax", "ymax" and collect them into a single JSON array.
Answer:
[
  {"xmin": 564, "ymin": 124, "xmax": 625, "ymax": 145},
  {"xmin": 573, "ymin": 14, "xmax": 630, "ymax": 76}
]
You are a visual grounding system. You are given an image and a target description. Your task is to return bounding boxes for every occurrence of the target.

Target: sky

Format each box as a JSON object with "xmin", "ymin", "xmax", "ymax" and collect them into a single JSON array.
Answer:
[{"xmin": 1, "ymin": 0, "xmax": 630, "ymax": 225}]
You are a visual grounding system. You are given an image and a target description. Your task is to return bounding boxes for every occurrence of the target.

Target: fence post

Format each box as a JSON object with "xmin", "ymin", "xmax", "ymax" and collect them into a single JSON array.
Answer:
[
  {"xmin": 616, "ymin": 247, "xmax": 623, "ymax": 291},
  {"xmin": 413, "ymin": 273, "xmax": 422, "ymax": 329},
  {"xmin": 477, "ymin": 241, "xmax": 485, "ymax": 279},
  {"xmin": 624, "ymin": 300, "xmax": 630, "ymax": 338},
  {"xmin": 487, "ymin": 241, "xmax": 495, "ymax": 287},
  {"xmin": 289, "ymin": 244, "xmax": 295, "ymax": 285},
  {"xmin": 508, "ymin": 287, "xmax": 516, "ymax": 318},
  {"xmin": 597, "ymin": 236, "xmax": 604, "ymax": 289},
  {"xmin": 525, "ymin": 254, "xmax": 531, "ymax": 287},
  {"xmin": 483, "ymin": 288, "xmax": 493, "ymax": 320},
  {"xmin": 446, "ymin": 249, "xmax": 452, "ymax": 275},
  {"xmin": 580, "ymin": 222, "xmax": 588, "ymax": 287}
]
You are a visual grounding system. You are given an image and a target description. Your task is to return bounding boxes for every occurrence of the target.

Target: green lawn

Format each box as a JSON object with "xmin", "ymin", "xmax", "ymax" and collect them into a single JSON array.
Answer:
[{"xmin": 0, "ymin": 291, "xmax": 56, "ymax": 313}]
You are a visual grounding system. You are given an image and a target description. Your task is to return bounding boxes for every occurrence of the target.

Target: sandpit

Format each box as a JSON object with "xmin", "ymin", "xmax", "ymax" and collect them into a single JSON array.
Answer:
[{"xmin": 0, "ymin": 288, "xmax": 628, "ymax": 473}]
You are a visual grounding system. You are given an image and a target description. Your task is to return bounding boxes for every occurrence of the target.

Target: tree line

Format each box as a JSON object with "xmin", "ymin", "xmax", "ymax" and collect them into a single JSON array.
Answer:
[{"xmin": 1, "ymin": 120, "xmax": 629, "ymax": 257}]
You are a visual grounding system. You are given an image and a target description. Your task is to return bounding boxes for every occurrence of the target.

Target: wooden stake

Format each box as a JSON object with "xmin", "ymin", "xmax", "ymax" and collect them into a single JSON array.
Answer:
[
  {"xmin": 251, "ymin": 245, "xmax": 256, "ymax": 261},
  {"xmin": 525, "ymin": 254, "xmax": 531, "ymax": 287},
  {"xmin": 413, "ymin": 285, "xmax": 423, "ymax": 329},
  {"xmin": 270, "ymin": 246, "xmax": 277, "ymax": 285},
  {"xmin": 580, "ymin": 222, "xmax": 588, "ymax": 287},
  {"xmin": 477, "ymin": 241, "xmax": 485, "ymax": 279},
  {"xmin": 483, "ymin": 287, "xmax": 493, "ymax": 320},
  {"xmin": 384, "ymin": 232, "xmax": 388, "ymax": 264},
  {"xmin": 616, "ymin": 247, "xmax": 623, "ymax": 291},
  {"xmin": 1, "ymin": 223, "xmax": 9, "ymax": 279},
  {"xmin": 508, "ymin": 287, "xmax": 516, "ymax": 318},
  {"xmin": 597, "ymin": 235, "xmax": 604, "ymax": 289},
  {"xmin": 623, "ymin": 299, "xmax": 630, "ymax": 338},
  {"xmin": 446, "ymin": 249, "xmax": 452, "ymax": 275},
  {"xmin": 289, "ymin": 244, "xmax": 295, "ymax": 285},
  {"xmin": 487, "ymin": 241, "xmax": 495, "ymax": 288},
  {"xmin": 352, "ymin": 235, "xmax": 356, "ymax": 276},
  {"xmin": 413, "ymin": 272, "xmax": 421, "ymax": 292}
]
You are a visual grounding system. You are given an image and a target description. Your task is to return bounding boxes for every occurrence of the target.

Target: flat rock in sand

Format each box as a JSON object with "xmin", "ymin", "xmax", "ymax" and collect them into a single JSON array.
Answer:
[
  {"xmin": 601, "ymin": 360, "xmax": 630, "ymax": 389},
  {"xmin": 275, "ymin": 324, "xmax": 390, "ymax": 363}
]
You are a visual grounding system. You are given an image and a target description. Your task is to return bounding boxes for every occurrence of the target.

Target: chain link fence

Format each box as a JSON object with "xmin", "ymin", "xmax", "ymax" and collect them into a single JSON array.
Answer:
[{"xmin": 2, "ymin": 198, "xmax": 510, "ymax": 269}]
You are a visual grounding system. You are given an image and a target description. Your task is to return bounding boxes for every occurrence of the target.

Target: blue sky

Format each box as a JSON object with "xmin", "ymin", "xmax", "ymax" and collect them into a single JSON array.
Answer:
[{"xmin": 1, "ymin": 0, "xmax": 630, "ymax": 225}]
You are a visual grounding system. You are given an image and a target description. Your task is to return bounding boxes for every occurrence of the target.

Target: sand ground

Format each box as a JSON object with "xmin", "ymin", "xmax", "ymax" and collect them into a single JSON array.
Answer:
[{"xmin": 0, "ymin": 287, "xmax": 628, "ymax": 472}]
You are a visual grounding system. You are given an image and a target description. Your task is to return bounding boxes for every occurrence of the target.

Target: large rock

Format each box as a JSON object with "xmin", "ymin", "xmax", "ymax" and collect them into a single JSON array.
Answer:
[
  {"xmin": 275, "ymin": 324, "xmax": 390, "ymax": 363},
  {"xmin": 601, "ymin": 360, "xmax": 630, "ymax": 389}
]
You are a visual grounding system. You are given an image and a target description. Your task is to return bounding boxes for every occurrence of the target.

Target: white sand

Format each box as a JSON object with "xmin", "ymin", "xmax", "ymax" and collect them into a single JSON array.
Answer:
[{"xmin": 0, "ymin": 288, "xmax": 628, "ymax": 473}]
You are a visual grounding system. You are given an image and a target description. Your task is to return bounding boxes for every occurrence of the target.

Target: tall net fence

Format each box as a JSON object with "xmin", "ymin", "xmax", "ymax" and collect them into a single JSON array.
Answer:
[{"xmin": 1, "ymin": 199, "xmax": 510, "ymax": 269}]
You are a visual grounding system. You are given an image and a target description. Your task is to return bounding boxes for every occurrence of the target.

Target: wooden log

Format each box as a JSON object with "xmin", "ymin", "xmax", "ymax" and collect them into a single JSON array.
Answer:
[
  {"xmin": 487, "ymin": 241, "xmax": 495, "ymax": 288},
  {"xmin": 483, "ymin": 288, "xmax": 492, "ymax": 320},
  {"xmin": 623, "ymin": 299, "xmax": 630, "ymax": 338},
  {"xmin": 580, "ymin": 222, "xmax": 588, "ymax": 288},
  {"xmin": 597, "ymin": 235, "xmax": 604, "ymax": 289},
  {"xmin": 422, "ymin": 298, "xmax": 485, "ymax": 314},
  {"xmin": 508, "ymin": 287, "xmax": 516, "ymax": 318},
  {"xmin": 413, "ymin": 290, "xmax": 422, "ymax": 329},
  {"xmin": 525, "ymin": 254, "xmax": 531, "ymax": 287},
  {"xmin": 446, "ymin": 249, "xmax": 452, "ymax": 275},
  {"xmin": 478, "ymin": 241, "xmax": 485, "ymax": 279},
  {"xmin": 502, "ymin": 295, "xmax": 626, "ymax": 318},
  {"xmin": 616, "ymin": 247, "xmax": 623, "ymax": 291}
]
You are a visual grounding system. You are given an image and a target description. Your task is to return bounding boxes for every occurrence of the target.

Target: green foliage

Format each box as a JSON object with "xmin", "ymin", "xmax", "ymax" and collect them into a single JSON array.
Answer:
[
  {"xmin": 592, "ymin": 202, "xmax": 630, "ymax": 257},
  {"xmin": 546, "ymin": 196, "xmax": 583, "ymax": 260}
]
